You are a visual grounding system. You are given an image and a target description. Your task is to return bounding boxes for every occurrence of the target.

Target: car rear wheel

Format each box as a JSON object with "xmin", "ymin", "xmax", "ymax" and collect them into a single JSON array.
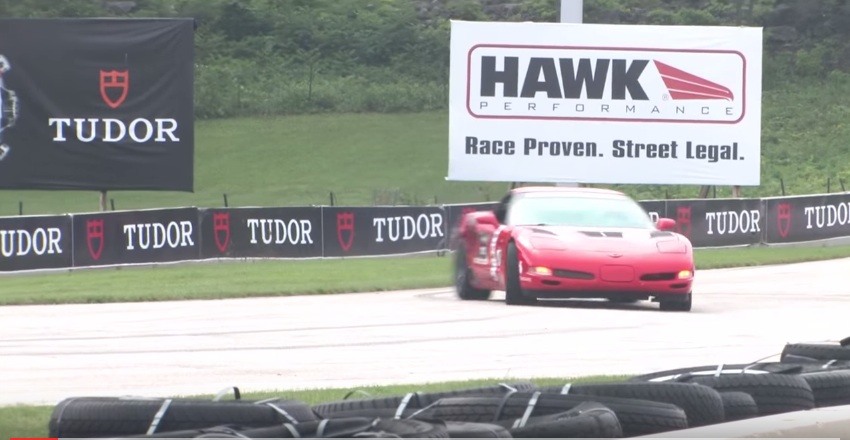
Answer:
[
  {"xmin": 454, "ymin": 244, "xmax": 491, "ymax": 301},
  {"xmin": 505, "ymin": 241, "xmax": 536, "ymax": 306},
  {"xmin": 659, "ymin": 292, "xmax": 692, "ymax": 312}
]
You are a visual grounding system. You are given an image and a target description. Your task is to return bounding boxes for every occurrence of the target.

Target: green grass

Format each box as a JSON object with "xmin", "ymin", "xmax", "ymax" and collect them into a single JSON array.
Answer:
[
  {"xmin": 2, "ymin": 245, "xmax": 849, "ymax": 306},
  {"xmin": 0, "ymin": 375, "xmax": 629, "ymax": 437},
  {"xmin": 0, "ymin": 112, "xmax": 504, "ymax": 216},
  {"xmin": 1, "ymin": 76, "xmax": 850, "ymax": 217}
]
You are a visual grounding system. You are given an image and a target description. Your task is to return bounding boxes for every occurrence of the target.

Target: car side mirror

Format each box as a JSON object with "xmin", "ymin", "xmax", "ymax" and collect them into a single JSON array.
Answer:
[
  {"xmin": 656, "ymin": 217, "xmax": 677, "ymax": 231},
  {"xmin": 473, "ymin": 211, "xmax": 500, "ymax": 227}
]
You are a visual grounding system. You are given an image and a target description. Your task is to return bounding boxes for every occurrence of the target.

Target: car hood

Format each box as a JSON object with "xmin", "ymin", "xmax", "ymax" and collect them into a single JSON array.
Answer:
[{"xmin": 516, "ymin": 225, "xmax": 685, "ymax": 254}]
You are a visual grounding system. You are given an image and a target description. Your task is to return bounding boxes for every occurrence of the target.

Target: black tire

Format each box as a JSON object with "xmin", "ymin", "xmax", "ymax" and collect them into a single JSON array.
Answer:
[
  {"xmin": 504, "ymin": 401, "xmax": 624, "ymax": 438},
  {"xmin": 659, "ymin": 292, "xmax": 692, "ymax": 312},
  {"xmin": 628, "ymin": 362, "xmax": 807, "ymax": 382},
  {"xmin": 311, "ymin": 382, "xmax": 537, "ymax": 418},
  {"xmin": 682, "ymin": 373, "xmax": 815, "ymax": 415},
  {"xmin": 204, "ymin": 418, "xmax": 450, "ymax": 439},
  {"xmin": 128, "ymin": 425, "xmax": 248, "ymax": 438},
  {"xmin": 362, "ymin": 418, "xmax": 450, "ymax": 438},
  {"xmin": 454, "ymin": 244, "xmax": 491, "ymax": 301},
  {"xmin": 416, "ymin": 392, "xmax": 688, "ymax": 437},
  {"xmin": 781, "ymin": 342, "xmax": 850, "ymax": 362},
  {"xmin": 799, "ymin": 369, "xmax": 850, "ymax": 408},
  {"xmin": 312, "ymin": 408, "xmax": 413, "ymax": 419},
  {"xmin": 505, "ymin": 241, "xmax": 536, "ymax": 306},
  {"xmin": 540, "ymin": 381, "xmax": 724, "ymax": 427},
  {"xmin": 137, "ymin": 418, "xmax": 378, "ymax": 439},
  {"xmin": 242, "ymin": 417, "xmax": 379, "ymax": 438},
  {"xmin": 443, "ymin": 421, "xmax": 512, "ymax": 438},
  {"xmin": 718, "ymin": 391, "xmax": 758, "ymax": 422},
  {"xmin": 48, "ymin": 397, "xmax": 318, "ymax": 438}
]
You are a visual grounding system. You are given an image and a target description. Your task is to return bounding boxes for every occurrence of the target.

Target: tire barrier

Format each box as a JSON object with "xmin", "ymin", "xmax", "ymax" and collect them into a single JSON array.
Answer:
[
  {"xmin": 46, "ymin": 338, "xmax": 850, "ymax": 438},
  {"xmin": 4, "ymin": 190, "xmax": 850, "ymax": 273}
]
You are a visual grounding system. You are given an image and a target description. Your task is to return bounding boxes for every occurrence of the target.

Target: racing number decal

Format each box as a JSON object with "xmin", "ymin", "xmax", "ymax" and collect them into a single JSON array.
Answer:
[
  {"xmin": 488, "ymin": 226, "xmax": 505, "ymax": 281},
  {"xmin": 476, "ymin": 233, "xmax": 489, "ymax": 261},
  {"xmin": 489, "ymin": 249, "xmax": 502, "ymax": 281}
]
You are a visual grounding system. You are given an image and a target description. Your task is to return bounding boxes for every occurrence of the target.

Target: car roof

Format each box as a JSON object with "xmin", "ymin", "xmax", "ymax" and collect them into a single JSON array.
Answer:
[{"xmin": 510, "ymin": 186, "xmax": 626, "ymax": 197}]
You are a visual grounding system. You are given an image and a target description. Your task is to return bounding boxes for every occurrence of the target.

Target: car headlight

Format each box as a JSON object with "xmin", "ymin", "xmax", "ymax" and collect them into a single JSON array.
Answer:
[{"xmin": 656, "ymin": 240, "xmax": 687, "ymax": 254}]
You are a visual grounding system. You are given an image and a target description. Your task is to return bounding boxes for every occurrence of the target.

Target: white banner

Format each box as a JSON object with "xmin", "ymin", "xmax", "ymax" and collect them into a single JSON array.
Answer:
[{"xmin": 447, "ymin": 21, "xmax": 763, "ymax": 186}]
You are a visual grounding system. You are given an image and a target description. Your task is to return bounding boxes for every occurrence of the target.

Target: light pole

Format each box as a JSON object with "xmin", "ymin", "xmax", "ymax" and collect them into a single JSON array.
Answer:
[
  {"xmin": 556, "ymin": 0, "xmax": 583, "ymax": 187},
  {"xmin": 560, "ymin": 0, "xmax": 583, "ymax": 24}
]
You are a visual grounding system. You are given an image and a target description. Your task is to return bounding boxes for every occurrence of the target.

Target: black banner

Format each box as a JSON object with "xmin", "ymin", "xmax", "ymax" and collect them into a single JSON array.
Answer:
[
  {"xmin": 765, "ymin": 193, "xmax": 850, "ymax": 243},
  {"xmin": 3, "ymin": 193, "xmax": 850, "ymax": 273},
  {"xmin": 72, "ymin": 207, "xmax": 200, "ymax": 267},
  {"xmin": 663, "ymin": 198, "xmax": 764, "ymax": 247},
  {"xmin": 0, "ymin": 214, "xmax": 72, "ymax": 271},
  {"xmin": 0, "ymin": 18, "xmax": 194, "ymax": 191},
  {"xmin": 638, "ymin": 200, "xmax": 667, "ymax": 223},
  {"xmin": 321, "ymin": 206, "xmax": 448, "ymax": 257},
  {"xmin": 199, "ymin": 207, "xmax": 323, "ymax": 259}
]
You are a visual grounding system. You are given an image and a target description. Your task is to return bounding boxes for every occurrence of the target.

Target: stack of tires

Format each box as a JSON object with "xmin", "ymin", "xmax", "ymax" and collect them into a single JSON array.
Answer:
[{"xmin": 47, "ymin": 340, "xmax": 850, "ymax": 438}]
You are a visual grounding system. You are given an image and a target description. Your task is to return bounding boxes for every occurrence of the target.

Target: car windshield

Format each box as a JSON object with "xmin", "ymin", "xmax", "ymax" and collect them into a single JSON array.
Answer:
[{"xmin": 506, "ymin": 194, "xmax": 655, "ymax": 229}]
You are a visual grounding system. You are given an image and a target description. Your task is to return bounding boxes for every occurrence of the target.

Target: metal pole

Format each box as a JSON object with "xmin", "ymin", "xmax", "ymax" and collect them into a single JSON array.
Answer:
[
  {"xmin": 556, "ymin": 0, "xmax": 583, "ymax": 188},
  {"xmin": 560, "ymin": 0, "xmax": 583, "ymax": 23}
]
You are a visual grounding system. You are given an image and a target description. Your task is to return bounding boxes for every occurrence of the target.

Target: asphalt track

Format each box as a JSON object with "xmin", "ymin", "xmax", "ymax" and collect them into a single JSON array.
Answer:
[{"xmin": 1, "ymin": 257, "xmax": 848, "ymax": 407}]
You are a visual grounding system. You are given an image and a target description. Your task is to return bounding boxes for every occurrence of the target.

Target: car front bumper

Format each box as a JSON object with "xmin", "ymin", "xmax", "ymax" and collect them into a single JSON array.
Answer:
[{"xmin": 518, "ymin": 250, "xmax": 694, "ymax": 299}]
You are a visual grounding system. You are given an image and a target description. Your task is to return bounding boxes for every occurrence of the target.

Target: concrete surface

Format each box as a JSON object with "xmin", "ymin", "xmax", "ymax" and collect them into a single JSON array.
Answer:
[{"xmin": 1, "ymin": 257, "xmax": 849, "ymax": 407}]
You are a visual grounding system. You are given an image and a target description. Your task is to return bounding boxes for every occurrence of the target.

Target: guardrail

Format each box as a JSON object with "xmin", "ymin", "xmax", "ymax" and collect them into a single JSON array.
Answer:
[{"xmin": 1, "ymin": 191, "xmax": 849, "ymax": 272}]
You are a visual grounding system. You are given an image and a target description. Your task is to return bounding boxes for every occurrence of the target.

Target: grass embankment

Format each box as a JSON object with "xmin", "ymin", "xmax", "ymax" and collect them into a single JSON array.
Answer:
[
  {"xmin": 1, "ymin": 77, "xmax": 850, "ymax": 216},
  {"xmin": 0, "ymin": 375, "xmax": 629, "ymax": 437},
  {"xmin": 1, "ymin": 245, "xmax": 849, "ymax": 306}
]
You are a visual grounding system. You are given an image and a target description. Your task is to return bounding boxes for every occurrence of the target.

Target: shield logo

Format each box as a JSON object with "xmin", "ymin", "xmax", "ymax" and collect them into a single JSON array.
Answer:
[
  {"xmin": 777, "ymin": 203, "xmax": 792, "ymax": 238},
  {"xmin": 676, "ymin": 206, "xmax": 692, "ymax": 237},
  {"xmin": 337, "ymin": 212, "xmax": 355, "ymax": 252},
  {"xmin": 213, "ymin": 212, "xmax": 230, "ymax": 253},
  {"xmin": 99, "ymin": 69, "xmax": 129, "ymax": 109},
  {"xmin": 86, "ymin": 219, "xmax": 104, "ymax": 260}
]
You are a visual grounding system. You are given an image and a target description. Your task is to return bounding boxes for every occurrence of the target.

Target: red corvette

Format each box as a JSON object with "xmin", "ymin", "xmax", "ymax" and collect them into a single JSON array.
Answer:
[{"xmin": 452, "ymin": 186, "xmax": 694, "ymax": 311}]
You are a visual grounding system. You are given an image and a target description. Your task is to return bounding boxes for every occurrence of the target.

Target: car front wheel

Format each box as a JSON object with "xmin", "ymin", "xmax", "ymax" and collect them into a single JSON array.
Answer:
[
  {"xmin": 505, "ymin": 241, "xmax": 536, "ymax": 306},
  {"xmin": 659, "ymin": 292, "xmax": 692, "ymax": 312}
]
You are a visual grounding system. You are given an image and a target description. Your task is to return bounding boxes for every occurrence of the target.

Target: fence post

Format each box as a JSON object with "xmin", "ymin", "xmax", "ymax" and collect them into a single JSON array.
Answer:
[
  {"xmin": 759, "ymin": 198, "xmax": 768, "ymax": 245},
  {"xmin": 731, "ymin": 186, "xmax": 741, "ymax": 197},
  {"xmin": 99, "ymin": 190, "xmax": 107, "ymax": 211}
]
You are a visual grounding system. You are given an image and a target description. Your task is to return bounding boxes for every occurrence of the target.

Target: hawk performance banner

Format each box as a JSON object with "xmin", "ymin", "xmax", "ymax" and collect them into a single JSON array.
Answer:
[
  {"xmin": 447, "ymin": 21, "xmax": 763, "ymax": 186},
  {"xmin": 0, "ymin": 18, "xmax": 194, "ymax": 191}
]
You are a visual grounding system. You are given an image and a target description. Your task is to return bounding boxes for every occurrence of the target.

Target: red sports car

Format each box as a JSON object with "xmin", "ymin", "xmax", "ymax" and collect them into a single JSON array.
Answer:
[{"xmin": 452, "ymin": 186, "xmax": 694, "ymax": 311}]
